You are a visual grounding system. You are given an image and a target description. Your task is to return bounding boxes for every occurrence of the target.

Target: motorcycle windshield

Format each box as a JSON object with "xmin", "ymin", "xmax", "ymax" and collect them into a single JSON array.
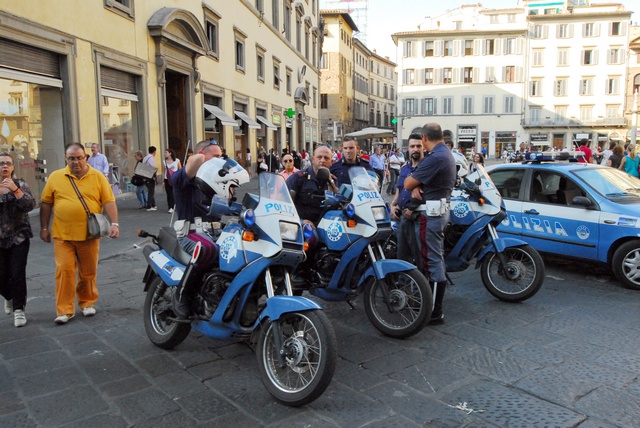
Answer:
[
  {"xmin": 465, "ymin": 164, "xmax": 502, "ymax": 207},
  {"xmin": 258, "ymin": 172, "xmax": 296, "ymax": 206},
  {"xmin": 349, "ymin": 167, "xmax": 379, "ymax": 193}
]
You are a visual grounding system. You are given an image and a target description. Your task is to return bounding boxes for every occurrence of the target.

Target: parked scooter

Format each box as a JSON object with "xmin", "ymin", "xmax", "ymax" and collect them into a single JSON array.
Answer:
[
  {"xmin": 292, "ymin": 167, "xmax": 432, "ymax": 339},
  {"xmin": 386, "ymin": 165, "xmax": 545, "ymax": 303},
  {"xmin": 139, "ymin": 165, "xmax": 337, "ymax": 406}
]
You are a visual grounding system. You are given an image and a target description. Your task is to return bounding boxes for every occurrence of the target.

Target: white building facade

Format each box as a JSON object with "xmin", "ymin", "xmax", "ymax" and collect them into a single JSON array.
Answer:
[{"xmin": 393, "ymin": 1, "xmax": 633, "ymax": 157}]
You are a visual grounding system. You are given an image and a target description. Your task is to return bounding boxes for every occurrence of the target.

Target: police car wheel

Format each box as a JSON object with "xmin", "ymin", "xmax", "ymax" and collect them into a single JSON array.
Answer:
[{"xmin": 612, "ymin": 241, "xmax": 640, "ymax": 291}]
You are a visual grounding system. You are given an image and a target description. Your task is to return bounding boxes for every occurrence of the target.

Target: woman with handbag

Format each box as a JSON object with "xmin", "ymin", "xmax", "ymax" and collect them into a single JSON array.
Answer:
[
  {"xmin": 132, "ymin": 150, "xmax": 148, "ymax": 209},
  {"xmin": 163, "ymin": 149, "xmax": 181, "ymax": 214},
  {"xmin": 0, "ymin": 152, "xmax": 36, "ymax": 327}
]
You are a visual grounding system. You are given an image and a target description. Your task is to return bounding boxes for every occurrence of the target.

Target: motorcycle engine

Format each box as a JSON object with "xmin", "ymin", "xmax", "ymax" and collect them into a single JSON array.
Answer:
[
  {"xmin": 444, "ymin": 224, "xmax": 465, "ymax": 254},
  {"xmin": 196, "ymin": 272, "xmax": 231, "ymax": 319},
  {"xmin": 309, "ymin": 246, "xmax": 339, "ymax": 288}
]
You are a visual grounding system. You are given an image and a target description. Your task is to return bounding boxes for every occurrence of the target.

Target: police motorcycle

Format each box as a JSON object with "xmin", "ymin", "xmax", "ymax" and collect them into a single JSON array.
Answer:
[
  {"xmin": 292, "ymin": 166, "xmax": 432, "ymax": 339},
  {"xmin": 138, "ymin": 158, "xmax": 337, "ymax": 406},
  {"xmin": 386, "ymin": 158, "xmax": 545, "ymax": 303}
]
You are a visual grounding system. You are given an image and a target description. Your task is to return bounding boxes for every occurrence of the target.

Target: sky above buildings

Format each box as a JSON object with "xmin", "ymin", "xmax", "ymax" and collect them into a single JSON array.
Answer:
[{"xmin": 320, "ymin": 0, "xmax": 638, "ymax": 62}]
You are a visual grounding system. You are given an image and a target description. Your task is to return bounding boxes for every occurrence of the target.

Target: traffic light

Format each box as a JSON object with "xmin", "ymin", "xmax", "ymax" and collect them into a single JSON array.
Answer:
[{"xmin": 391, "ymin": 117, "xmax": 397, "ymax": 125}]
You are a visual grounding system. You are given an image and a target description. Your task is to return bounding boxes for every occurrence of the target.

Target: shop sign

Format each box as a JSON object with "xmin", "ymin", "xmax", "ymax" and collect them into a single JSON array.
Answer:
[
  {"xmin": 272, "ymin": 112, "xmax": 281, "ymax": 126},
  {"xmin": 530, "ymin": 133, "xmax": 548, "ymax": 142},
  {"xmin": 496, "ymin": 132, "xmax": 516, "ymax": 138},
  {"xmin": 458, "ymin": 125, "xmax": 477, "ymax": 136}
]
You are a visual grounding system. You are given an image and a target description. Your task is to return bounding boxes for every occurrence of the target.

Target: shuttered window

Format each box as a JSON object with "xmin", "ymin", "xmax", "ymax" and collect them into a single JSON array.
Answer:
[
  {"xmin": 0, "ymin": 38, "xmax": 61, "ymax": 78},
  {"xmin": 100, "ymin": 66, "xmax": 136, "ymax": 93}
]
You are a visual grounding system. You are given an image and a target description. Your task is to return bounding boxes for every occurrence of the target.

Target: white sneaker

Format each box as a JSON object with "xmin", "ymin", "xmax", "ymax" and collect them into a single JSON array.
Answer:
[
  {"xmin": 168, "ymin": 208, "xmax": 174, "ymax": 213},
  {"xmin": 147, "ymin": 207, "xmax": 157, "ymax": 211},
  {"xmin": 14, "ymin": 310, "xmax": 26, "ymax": 327},
  {"xmin": 54, "ymin": 314, "xmax": 75, "ymax": 324},
  {"xmin": 82, "ymin": 307, "xmax": 96, "ymax": 317},
  {"xmin": 4, "ymin": 299, "xmax": 12, "ymax": 315}
]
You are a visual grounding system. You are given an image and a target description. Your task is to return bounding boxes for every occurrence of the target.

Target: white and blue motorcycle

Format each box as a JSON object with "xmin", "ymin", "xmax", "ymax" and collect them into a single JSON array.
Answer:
[
  {"xmin": 293, "ymin": 167, "xmax": 432, "ymax": 339},
  {"xmin": 139, "ymin": 160, "xmax": 336, "ymax": 406}
]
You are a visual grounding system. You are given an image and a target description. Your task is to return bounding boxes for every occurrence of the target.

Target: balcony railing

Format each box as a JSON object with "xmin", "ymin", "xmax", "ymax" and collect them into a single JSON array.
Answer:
[{"xmin": 522, "ymin": 117, "xmax": 627, "ymax": 128}]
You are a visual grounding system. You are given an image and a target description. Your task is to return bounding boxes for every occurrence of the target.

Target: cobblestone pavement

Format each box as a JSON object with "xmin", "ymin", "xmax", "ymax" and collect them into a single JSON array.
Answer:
[{"xmin": 1, "ymin": 175, "xmax": 639, "ymax": 427}]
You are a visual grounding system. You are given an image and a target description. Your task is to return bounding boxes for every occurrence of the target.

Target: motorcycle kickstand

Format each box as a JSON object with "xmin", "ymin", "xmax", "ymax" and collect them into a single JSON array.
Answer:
[
  {"xmin": 446, "ymin": 272, "xmax": 454, "ymax": 286},
  {"xmin": 345, "ymin": 299, "xmax": 357, "ymax": 310}
]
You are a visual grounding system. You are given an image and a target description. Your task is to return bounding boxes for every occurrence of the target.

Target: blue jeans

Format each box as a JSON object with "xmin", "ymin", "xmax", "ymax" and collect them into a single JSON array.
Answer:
[
  {"xmin": 387, "ymin": 168, "xmax": 399, "ymax": 194},
  {"xmin": 396, "ymin": 215, "xmax": 420, "ymax": 268},
  {"xmin": 136, "ymin": 185, "xmax": 148, "ymax": 207}
]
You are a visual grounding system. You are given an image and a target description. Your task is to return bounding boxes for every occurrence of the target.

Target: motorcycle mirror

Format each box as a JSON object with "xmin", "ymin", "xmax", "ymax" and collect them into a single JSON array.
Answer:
[
  {"xmin": 316, "ymin": 167, "xmax": 331, "ymax": 181},
  {"xmin": 218, "ymin": 169, "xmax": 228, "ymax": 177}
]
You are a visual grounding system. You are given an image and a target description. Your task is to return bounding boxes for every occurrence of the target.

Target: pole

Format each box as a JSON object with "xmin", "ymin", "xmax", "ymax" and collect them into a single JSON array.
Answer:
[{"xmin": 631, "ymin": 89, "xmax": 638, "ymax": 147}]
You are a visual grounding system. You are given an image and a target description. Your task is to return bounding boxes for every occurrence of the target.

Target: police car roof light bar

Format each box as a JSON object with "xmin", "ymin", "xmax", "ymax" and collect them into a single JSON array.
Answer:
[{"xmin": 524, "ymin": 150, "xmax": 585, "ymax": 163}]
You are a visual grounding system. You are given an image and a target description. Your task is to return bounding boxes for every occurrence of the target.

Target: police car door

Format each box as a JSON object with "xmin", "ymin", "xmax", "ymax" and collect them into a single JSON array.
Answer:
[
  {"xmin": 521, "ymin": 170, "xmax": 599, "ymax": 260},
  {"xmin": 489, "ymin": 168, "xmax": 525, "ymax": 239}
]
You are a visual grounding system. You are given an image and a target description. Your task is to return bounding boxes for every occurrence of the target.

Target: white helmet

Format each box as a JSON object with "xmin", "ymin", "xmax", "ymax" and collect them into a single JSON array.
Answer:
[
  {"xmin": 195, "ymin": 157, "xmax": 250, "ymax": 202},
  {"xmin": 452, "ymin": 150, "xmax": 468, "ymax": 181}
]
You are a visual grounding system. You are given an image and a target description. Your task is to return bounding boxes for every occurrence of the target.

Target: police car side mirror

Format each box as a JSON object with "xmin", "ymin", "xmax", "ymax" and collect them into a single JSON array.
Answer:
[
  {"xmin": 571, "ymin": 196, "xmax": 592, "ymax": 208},
  {"xmin": 475, "ymin": 177, "xmax": 482, "ymax": 186}
]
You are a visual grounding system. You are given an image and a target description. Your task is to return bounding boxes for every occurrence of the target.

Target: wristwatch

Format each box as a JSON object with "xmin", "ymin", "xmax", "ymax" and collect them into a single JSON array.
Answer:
[{"xmin": 111, "ymin": 223, "xmax": 119, "ymax": 227}]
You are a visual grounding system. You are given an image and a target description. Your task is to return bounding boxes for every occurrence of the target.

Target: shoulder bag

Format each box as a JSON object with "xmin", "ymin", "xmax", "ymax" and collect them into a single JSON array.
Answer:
[{"xmin": 68, "ymin": 176, "xmax": 111, "ymax": 238}]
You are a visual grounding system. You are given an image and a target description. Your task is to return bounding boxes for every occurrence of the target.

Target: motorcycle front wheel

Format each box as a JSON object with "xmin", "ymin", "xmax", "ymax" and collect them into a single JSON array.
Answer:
[
  {"xmin": 256, "ymin": 310, "xmax": 337, "ymax": 407},
  {"xmin": 480, "ymin": 245, "xmax": 545, "ymax": 303},
  {"xmin": 143, "ymin": 277, "xmax": 191, "ymax": 349},
  {"xmin": 363, "ymin": 269, "xmax": 432, "ymax": 339}
]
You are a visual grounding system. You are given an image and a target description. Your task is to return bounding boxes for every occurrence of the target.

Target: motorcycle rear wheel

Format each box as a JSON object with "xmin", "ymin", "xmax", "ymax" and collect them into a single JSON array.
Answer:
[
  {"xmin": 144, "ymin": 277, "xmax": 191, "ymax": 349},
  {"xmin": 256, "ymin": 310, "xmax": 337, "ymax": 407},
  {"xmin": 480, "ymin": 245, "xmax": 545, "ymax": 303},
  {"xmin": 363, "ymin": 269, "xmax": 432, "ymax": 338}
]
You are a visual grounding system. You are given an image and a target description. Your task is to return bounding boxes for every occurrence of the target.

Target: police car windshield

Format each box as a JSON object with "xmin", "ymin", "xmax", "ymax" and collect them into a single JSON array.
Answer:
[
  {"xmin": 349, "ymin": 167, "xmax": 378, "ymax": 192},
  {"xmin": 574, "ymin": 168, "xmax": 640, "ymax": 198},
  {"xmin": 258, "ymin": 172, "xmax": 294, "ymax": 204}
]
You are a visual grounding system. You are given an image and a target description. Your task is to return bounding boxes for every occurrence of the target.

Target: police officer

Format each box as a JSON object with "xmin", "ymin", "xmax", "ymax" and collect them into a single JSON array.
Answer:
[
  {"xmin": 286, "ymin": 145, "xmax": 338, "ymax": 226},
  {"xmin": 404, "ymin": 123, "xmax": 456, "ymax": 325},
  {"xmin": 330, "ymin": 136, "xmax": 373, "ymax": 187},
  {"xmin": 389, "ymin": 133, "xmax": 423, "ymax": 267}
]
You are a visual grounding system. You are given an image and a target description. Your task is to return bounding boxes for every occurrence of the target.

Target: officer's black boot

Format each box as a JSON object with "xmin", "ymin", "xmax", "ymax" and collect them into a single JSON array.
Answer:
[
  {"xmin": 172, "ymin": 284, "xmax": 190, "ymax": 320},
  {"xmin": 429, "ymin": 281, "xmax": 446, "ymax": 325}
]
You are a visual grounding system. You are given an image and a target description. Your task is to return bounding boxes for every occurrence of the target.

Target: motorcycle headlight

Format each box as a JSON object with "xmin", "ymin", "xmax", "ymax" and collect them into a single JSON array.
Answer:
[
  {"xmin": 280, "ymin": 222, "xmax": 300, "ymax": 241},
  {"xmin": 372, "ymin": 206, "xmax": 388, "ymax": 221}
]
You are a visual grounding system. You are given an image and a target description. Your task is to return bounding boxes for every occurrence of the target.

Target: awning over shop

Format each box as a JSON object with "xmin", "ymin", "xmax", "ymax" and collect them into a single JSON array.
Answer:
[
  {"xmin": 204, "ymin": 104, "xmax": 238, "ymax": 127},
  {"xmin": 235, "ymin": 111, "xmax": 261, "ymax": 129},
  {"xmin": 256, "ymin": 115, "xmax": 277, "ymax": 131}
]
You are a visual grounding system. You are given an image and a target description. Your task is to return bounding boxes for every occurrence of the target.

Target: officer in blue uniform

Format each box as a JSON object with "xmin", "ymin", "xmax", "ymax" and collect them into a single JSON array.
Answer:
[
  {"xmin": 389, "ymin": 133, "xmax": 423, "ymax": 267},
  {"xmin": 329, "ymin": 136, "xmax": 373, "ymax": 187},
  {"xmin": 404, "ymin": 123, "xmax": 456, "ymax": 325},
  {"xmin": 286, "ymin": 145, "xmax": 338, "ymax": 226}
]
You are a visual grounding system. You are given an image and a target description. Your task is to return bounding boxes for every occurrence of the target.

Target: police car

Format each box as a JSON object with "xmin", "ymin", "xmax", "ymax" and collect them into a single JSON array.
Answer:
[{"xmin": 486, "ymin": 151, "xmax": 640, "ymax": 290}]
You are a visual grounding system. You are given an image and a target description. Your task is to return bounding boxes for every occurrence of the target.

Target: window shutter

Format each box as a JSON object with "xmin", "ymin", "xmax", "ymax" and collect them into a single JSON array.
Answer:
[
  {"xmin": 580, "ymin": 51, "xmax": 585, "ymax": 65},
  {"xmin": 473, "ymin": 67, "xmax": 479, "ymax": 83},
  {"xmin": 621, "ymin": 22, "xmax": 627, "ymax": 36},
  {"xmin": 100, "ymin": 66, "xmax": 136, "ymax": 93},
  {"xmin": 501, "ymin": 66, "xmax": 506, "ymax": 82},
  {"xmin": 516, "ymin": 39, "xmax": 523, "ymax": 55},
  {"xmin": 568, "ymin": 24, "xmax": 574, "ymax": 38},
  {"xmin": 474, "ymin": 39, "xmax": 481, "ymax": 56},
  {"xmin": 593, "ymin": 49, "xmax": 599, "ymax": 65},
  {"xmin": 453, "ymin": 40, "xmax": 460, "ymax": 57},
  {"xmin": 595, "ymin": 23, "xmax": 601, "ymax": 37},
  {"xmin": 0, "ymin": 38, "xmax": 61, "ymax": 78},
  {"xmin": 433, "ymin": 99, "xmax": 437, "ymax": 115},
  {"xmin": 495, "ymin": 39, "xmax": 502, "ymax": 55},
  {"xmin": 620, "ymin": 49, "xmax": 625, "ymax": 63},
  {"xmin": 543, "ymin": 25, "xmax": 548, "ymax": 39},
  {"xmin": 453, "ymin": 68, "xmax": 459, "ymax": 84},
  {"xmin": 515, "ymin": 67, "xmax": 523, "ymax": 82},
  {"xmin": 435, "ymin": 68, "xmax": 442, "ymax": 84},
  {"xmin": 435, "ymin": 40, "xmax": 443, "ymax": 57}
]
